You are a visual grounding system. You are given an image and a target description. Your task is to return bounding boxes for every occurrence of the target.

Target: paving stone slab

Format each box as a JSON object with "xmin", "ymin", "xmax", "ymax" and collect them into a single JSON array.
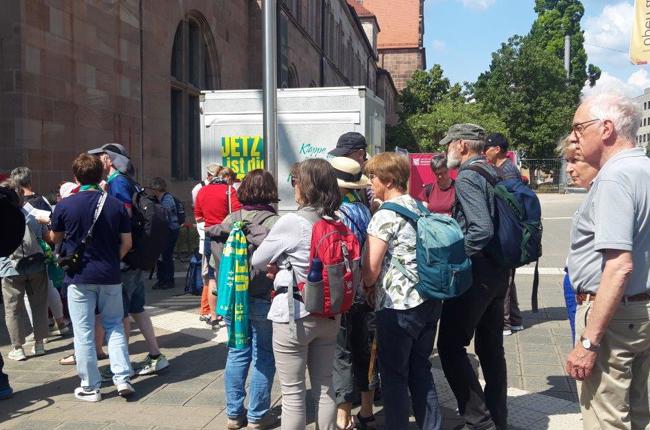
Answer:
[
  {"xmin": 3, "ymin": 419, "xmax": 64, "ymax": 430},
  {"xmin": 142, "ymin": 389, "xmax": 197, "ymax": 406},
  {"xmin": 519, "ymin": 352, "xmax": 562, "ymax": 365},
  {"xmin": 55, "ymin": 422, "xmax": 111, "ymax": 430},
  {"xmin": 521, "ymin": 364, "xmax": 566, "ymax": 377}
]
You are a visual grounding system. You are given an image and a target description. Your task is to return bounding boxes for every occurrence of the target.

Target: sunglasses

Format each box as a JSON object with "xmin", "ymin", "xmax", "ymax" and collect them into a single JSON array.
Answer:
[{"xmin": 290, "ymin": 176, "xmax": 297, "ymax": 188}]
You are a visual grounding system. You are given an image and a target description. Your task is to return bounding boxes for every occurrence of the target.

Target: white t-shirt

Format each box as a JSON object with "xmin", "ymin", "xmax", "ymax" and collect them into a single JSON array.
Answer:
[
  {"xmin": 367, "ymin": 194, "xmax": 425, "ymax": 311},
  {"xmin": 192, "ymin": 181, "xmax": 208, "ymax": 252}
]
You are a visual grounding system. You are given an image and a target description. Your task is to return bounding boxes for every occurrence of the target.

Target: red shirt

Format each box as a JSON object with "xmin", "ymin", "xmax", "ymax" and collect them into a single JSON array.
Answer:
[
  {"xmin": 418, "ymin": 181, "xmax": 456, "ymax": 216},
  {"xmin": 194, "ymin": 183, "xmax": 242, "ymax": 227}
]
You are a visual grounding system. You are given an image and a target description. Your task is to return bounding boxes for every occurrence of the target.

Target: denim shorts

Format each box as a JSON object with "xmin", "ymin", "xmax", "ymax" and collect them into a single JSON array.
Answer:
[{"xmin": 121, "ymin": 269, "xmax": 145, "ymax": 316}]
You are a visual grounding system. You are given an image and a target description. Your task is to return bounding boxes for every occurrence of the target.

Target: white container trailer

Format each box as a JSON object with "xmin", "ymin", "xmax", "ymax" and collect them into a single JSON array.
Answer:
[{"xmin": 200, "ymin": 86, "xmax": 385, "ymax": 211}]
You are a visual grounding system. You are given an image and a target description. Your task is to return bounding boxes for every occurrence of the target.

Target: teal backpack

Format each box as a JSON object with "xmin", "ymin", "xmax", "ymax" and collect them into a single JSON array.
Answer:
[{"xmin": 381, "ymin": 201, "xmax": 472, "ymax": 301}]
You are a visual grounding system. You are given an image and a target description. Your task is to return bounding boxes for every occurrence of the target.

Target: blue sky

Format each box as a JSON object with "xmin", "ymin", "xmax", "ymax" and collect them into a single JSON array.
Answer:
[{"xmin": 423, "ymin": 0, "xmax": 650, "ymax": 97}]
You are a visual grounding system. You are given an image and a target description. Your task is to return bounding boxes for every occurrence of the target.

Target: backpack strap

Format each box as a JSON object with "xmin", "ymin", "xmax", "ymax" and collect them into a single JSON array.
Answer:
[
  {"xmin": 466, "ymin": 163, "xmax": 498, "ymax": 187},
  {"xmin": 378, "ymin": 202, "xmax": 421, "ymax": 284},
  {"xmin": 296, "ymin": 208, "xmax": 322, "ymax": 225},
  {"xmin": 423, "ymin": 183, "xmax": 433, "ymax": 200},
  {"xmin": 380, "ymin": 202, "xmax": 420, "ymax": 223}
]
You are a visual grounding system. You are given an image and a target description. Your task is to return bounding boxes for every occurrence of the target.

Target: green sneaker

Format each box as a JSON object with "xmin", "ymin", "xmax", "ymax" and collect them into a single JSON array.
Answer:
[{"xmin": 137, "ymin": 353, "xmax": 169, "ymax": 376}]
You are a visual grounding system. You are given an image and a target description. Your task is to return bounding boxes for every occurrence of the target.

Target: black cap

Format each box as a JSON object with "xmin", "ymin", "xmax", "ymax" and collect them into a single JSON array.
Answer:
[
  {"xmin": 329, "ymin": 132, "xmax": 367, "ymax": 157},
  {"xmin": 486, "ymin": 133, "xmax": 509, "ymax": 152}
]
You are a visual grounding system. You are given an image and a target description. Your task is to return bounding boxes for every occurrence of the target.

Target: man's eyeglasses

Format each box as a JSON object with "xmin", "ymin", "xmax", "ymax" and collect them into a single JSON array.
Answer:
[{"xmin": 572, "ymin": 118, "xmax": 601, "ymax": 136}]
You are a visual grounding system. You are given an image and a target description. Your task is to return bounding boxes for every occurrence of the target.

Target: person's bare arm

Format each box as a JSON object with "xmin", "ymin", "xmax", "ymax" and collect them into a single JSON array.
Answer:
[
  {"xmin": 362, "ymin": 235, "xmax": 388, "ymax": 289},
  {"xmin": 49, "ymin": 231, "xmax": 64, "ymax": 245},
  {"xmin": 583, "ymin": 250, "xmax": 633, "ymax": 343},
  {"xmin": 119, "ymin": 233, "xmax": 132, "ymax": 259},
  {"xmin": 566, "ymin": 249, "xmax": 633, "ymax": 380},
  {"xmin": 362, "ymin": 235, "xmax": 388, "ymax": 309}
]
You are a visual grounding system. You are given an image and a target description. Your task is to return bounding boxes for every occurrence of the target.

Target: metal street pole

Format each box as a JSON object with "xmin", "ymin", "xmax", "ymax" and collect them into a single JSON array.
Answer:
[
  {"xmin": 564, "ymin": 34, "xmax": 571, "ymax": 79},
  {"xmin": 263, "ymin": 0, "xmax": 278, "ymax": 183}
]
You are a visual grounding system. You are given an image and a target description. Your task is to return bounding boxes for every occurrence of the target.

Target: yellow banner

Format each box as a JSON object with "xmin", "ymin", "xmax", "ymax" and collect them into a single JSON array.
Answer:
[
  {"xmin": 631, "ymin": 0, "xmax": 650, "ymax": 64},
  {"xmin": 221, "ymin": 136, "xmax": 265, "ymax": 180}
]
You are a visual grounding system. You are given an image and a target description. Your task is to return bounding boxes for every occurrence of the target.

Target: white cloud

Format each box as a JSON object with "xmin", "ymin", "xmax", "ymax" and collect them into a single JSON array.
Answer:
[
  {"xmin": 582, "ymin": 70, "xmax": 646, "ymax": 98},
  {"xmin": 628, "ymin": 69, "xmax": 650, "ymax": 88},
  {"xmin": 458, "ymin": 0, "xmax": 495, "ymax": 11},
  {"xmin": 583, "ymin": 2, "xmax": 634, "ymax": 67},
  {"xmin": 431, "ymin": 39, "xmax": 446, "ymax": 53}
]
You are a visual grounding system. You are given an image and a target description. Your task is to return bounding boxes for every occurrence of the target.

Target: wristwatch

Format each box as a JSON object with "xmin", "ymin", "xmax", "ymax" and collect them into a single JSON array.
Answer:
[{"xmin": 580, "ymin": 336, "xmax": 600, "ymax": 352}]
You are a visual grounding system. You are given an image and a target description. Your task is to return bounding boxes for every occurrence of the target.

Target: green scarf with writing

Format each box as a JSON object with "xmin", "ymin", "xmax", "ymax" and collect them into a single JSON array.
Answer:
[{"xmin": 216, "ymin": 221, "xmax": 250, "ymax": 349}]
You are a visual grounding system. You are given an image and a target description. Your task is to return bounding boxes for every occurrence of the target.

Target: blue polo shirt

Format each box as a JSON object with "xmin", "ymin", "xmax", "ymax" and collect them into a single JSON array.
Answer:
[
  {"xmin": 51, "ymin": 191, "xmax": 131, "ymax": 285},
  {"xmin": 106, "ymin": 171, "xmax": 135, "ymax": 209}
]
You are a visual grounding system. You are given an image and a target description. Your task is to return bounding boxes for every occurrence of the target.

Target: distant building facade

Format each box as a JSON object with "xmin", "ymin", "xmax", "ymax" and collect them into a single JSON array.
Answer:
[
  {"xmin": 634, "ymin": 88, "xmax": 650, "ymax": 151},
  {"xmin": 354, "ymin": 0, "xmax": 426, "ymax": 92},
  {"xmin": 0, "ymin": 0, "xmax": 397, "ymax": 193}
]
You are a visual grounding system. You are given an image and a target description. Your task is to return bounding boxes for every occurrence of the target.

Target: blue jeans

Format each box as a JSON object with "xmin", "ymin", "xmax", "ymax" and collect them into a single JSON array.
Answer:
[
  {"xmin": 376, "ymin": 300, "xmax": 443, "ymax": 430},
  {"xmin": 224, "ymin": 298, "xmax": 275, "ymax": 422},
  {"xmin": 68, "ymin": 283, "xmax": 132, "ymax": 390},
  {"xmin": 157, "ymin": 228, "xmax": 180, "ymax": 283}
]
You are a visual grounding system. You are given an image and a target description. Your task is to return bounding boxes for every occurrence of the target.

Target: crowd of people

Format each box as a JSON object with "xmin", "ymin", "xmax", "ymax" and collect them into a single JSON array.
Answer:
[{"xmin": 1, "ymin": 92, "xmax": 649, "ymax": 430}]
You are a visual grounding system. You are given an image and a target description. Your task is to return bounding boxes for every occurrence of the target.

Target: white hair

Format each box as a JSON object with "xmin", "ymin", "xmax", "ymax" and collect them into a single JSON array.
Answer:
[
  {"xmin": 582, "ymin": 93, "xmax": 642, "ymax": 143},
  {"xmin": 464, "ymin": 139, "xmax": 485, "ymax": 154}
]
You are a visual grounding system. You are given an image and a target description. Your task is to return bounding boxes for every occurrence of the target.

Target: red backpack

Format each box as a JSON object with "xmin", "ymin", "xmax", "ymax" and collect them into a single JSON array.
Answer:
[{"xmin": 296, "ymin": 210, "xmax": 361, "ymax": 317}]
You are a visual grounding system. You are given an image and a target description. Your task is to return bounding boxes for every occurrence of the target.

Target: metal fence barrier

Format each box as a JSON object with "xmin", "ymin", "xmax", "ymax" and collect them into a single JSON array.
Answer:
[{"xmin": 519, "ymin": 158, "xmax": 564, "ymax": 193}]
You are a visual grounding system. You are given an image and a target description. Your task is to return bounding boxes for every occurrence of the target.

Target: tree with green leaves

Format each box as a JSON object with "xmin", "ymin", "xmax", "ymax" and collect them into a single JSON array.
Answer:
[
  {"xmin": 470, "ymin": 0, "xmax": 600, "ymax": 159},
  {"xmin": 473, "ymin": 36, "xmax": 575, "ymax": 158},
  {"xmin": 387, "ymin": 64, "xmax": 508, "ymax": 152},
  {"xmin": 399, "ymin": 65, "xmax": 464, "ymax": 117}
]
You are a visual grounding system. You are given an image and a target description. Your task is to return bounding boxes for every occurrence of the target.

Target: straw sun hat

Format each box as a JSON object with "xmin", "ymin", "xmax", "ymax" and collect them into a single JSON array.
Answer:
[{"xmin": 329, "ymin": 157, "xmax": 370, "ymax": 189}]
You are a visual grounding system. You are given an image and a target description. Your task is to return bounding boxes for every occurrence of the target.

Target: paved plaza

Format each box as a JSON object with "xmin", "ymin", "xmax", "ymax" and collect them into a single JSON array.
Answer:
[{"xmin": 1, "ymin": 194, "xmax": 594, "ymax": 429}]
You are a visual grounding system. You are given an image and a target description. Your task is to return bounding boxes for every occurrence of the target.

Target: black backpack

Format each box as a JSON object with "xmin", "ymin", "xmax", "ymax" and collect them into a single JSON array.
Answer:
[
  {"xmin": 171, "ymin": 194, "xmax": 186, "ymax": 225},
  {"xmin": 123, "ymin": 183, "xmax": 170, "ymax": 270}
]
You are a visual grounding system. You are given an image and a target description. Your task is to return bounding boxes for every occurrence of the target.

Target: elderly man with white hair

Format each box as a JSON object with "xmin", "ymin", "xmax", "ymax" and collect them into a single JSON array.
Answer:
[{"xmin": 566, "ymin": 92, "xmax": 650, "ymax": 430}]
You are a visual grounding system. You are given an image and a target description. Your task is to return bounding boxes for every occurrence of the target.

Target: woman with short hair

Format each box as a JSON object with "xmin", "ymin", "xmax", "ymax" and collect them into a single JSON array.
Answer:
[
  {"xmin": 208, "ymin": 169, "xmax": 280, "ymax": 430},
  {"xmin": 363, "ymin": 152, "xmax": 443, "ymax": 430},
  {"xmin": 251, "ymin": 159, "xmax": 342, "ymax": 430},
  {"xmin": 418, "ymin": 153, "xmax": 455, "ymax": 216}
]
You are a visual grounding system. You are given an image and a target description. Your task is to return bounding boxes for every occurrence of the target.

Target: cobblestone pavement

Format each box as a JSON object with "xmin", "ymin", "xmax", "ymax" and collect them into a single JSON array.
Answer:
[{"xmin": 0, "ymin": 195, "xmax": 594, "ymax": 429}]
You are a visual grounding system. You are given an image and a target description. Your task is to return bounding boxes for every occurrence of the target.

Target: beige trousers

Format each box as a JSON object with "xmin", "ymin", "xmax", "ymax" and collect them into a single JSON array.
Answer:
[
  {"xmin": 2, "ymin": 270, "xmax": 49, "ymax": 347},
  {"xmin": 273, "ymin": 315, "xmax": 339, "ymax": 430},
  {"xmin": 576, "ymin": 300, "xmax": 650, "ymax": 430}
]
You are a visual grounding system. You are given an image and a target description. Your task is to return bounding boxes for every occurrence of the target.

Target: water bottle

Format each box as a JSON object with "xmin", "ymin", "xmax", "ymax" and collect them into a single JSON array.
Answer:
[{"xmin": 308, "ymin": 257, "xmax": 323, "ymax": 283}]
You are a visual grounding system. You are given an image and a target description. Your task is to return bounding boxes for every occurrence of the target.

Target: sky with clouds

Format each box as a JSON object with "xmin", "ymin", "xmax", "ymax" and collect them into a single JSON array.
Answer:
[{"xmin": 424, "ymin": 0, "xmax": 650, "ymax": 98}]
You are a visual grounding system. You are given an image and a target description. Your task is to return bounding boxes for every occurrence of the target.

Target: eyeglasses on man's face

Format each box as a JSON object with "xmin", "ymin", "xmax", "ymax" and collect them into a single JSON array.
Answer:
[{"xmin": 572, "ymin": 118, "xmax": 601, "ymax": 136}]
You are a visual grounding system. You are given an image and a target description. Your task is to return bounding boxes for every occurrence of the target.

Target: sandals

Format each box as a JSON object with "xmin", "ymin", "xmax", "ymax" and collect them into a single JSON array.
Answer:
[
  {"xmin": 355, "ymin": 413, "xmax": 376, "ymax": 430},
  {"xmin": 59, "ymin": 352, "xmax": 109, "ymax": 365}
]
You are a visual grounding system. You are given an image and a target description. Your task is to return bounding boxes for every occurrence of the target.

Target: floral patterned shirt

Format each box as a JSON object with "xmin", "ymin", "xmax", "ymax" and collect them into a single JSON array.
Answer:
[{"xmin": 367, "ymin": 194, "xmax": 425, "ymax": 311}]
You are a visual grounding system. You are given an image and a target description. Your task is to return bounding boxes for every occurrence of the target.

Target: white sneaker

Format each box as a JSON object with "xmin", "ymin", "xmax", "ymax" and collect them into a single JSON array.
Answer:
[
  {"xmin": 8, "ymin": 347, "xmax": 26, "ymax": 361},
  {"xmin": 74, "ymin": 387, "xmax": 101, "ymax": 402},
  {"xmin": 117, "ymin": 381, "xmax": 135, "ymax": 398},
  {"xmin": 503, "ymin": 329, "xmax": 513, "ymax": 336}
]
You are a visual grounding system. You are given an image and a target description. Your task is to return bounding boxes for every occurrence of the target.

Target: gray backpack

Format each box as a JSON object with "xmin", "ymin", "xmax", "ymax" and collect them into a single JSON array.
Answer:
[{"xmin": 10, "ymin": 221, "xmax": 45, "ymax": 273}]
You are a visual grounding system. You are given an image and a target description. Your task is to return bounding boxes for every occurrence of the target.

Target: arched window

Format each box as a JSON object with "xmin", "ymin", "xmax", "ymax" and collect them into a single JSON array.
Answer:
[
  {"xmin": 170, "ymin": 14, "xmax": 218, "ymax": 180},
  {"xmin": 288, "ymin": 64, "xmax": 300, "ymax": 88}
]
